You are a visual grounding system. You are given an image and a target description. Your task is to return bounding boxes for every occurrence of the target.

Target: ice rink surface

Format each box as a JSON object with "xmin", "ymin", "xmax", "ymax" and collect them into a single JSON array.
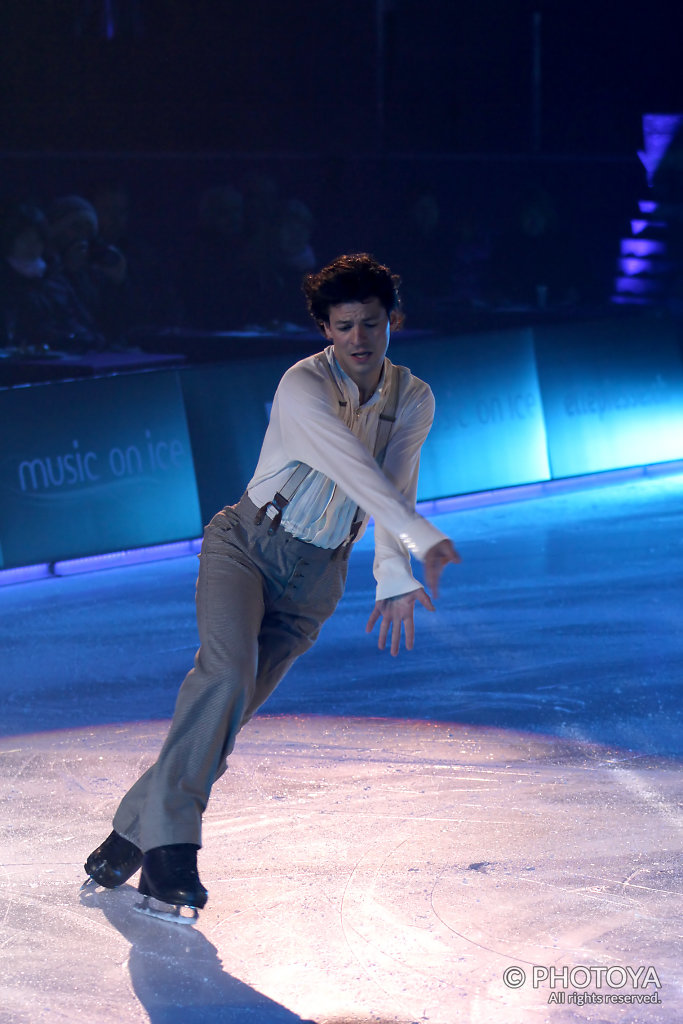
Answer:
[{"xmin": 1, "ymin": 472, "xmax": 681, "ymax": 1023}]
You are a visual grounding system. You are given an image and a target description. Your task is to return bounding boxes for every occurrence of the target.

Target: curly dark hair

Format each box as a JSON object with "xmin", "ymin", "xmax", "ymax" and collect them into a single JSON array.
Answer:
[{"xmin": 302, "ymin": 253, "xmax": 404, "ymax": 334}]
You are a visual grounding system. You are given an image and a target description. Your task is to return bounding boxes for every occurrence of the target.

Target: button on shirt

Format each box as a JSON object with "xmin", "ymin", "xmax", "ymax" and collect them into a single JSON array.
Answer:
[{"xmin": 247, "ymin": 346, "xmax": 449, "ymax": 600}]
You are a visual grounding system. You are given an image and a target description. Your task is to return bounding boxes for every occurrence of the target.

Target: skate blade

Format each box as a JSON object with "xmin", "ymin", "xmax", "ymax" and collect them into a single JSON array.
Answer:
[{"xmin": 134, "ymin": 895, "xmax": 199, "ymax": 925}]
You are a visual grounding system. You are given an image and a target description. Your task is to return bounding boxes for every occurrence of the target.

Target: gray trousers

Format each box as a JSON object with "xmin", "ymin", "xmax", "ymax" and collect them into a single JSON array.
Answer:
[{"xmin": 113, "ymin": 494, "xmax": 348, "ymax": 851}]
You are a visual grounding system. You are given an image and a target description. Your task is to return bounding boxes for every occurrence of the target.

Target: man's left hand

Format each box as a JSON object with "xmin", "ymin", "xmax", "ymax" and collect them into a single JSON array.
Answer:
[{"xmin": 366, "ymin": 588, "xmax": 435, "ymax": 656}]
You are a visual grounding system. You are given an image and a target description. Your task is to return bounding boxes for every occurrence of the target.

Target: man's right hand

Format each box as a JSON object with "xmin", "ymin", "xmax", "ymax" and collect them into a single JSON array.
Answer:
[{"xmin": 423, "ymin": 538, "xmax": 461, "ymax": 597}]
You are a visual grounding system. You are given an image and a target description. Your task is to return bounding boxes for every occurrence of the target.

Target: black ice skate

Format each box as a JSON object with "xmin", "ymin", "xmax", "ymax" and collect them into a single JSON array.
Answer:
[
  {"xmin": 135, "ymin": 844, "xmax": 208, "ymax": 925},
  {"xmin": 83, "ymin": 830, "xmax": 143, "ymax": 888}
]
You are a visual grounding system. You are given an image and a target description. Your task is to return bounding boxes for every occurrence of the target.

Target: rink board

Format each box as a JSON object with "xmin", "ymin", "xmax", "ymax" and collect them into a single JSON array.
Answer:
[
  {"xmin": 535, "ymin": 315, "xmax": 683, "ymax": 478},
  {"xmin": 0, "ymin": 372, "xmax": 201, "ymax": 569},
  {"xmin": 2, "ymin": 312, "xmax": 683, "ymax": 568}
]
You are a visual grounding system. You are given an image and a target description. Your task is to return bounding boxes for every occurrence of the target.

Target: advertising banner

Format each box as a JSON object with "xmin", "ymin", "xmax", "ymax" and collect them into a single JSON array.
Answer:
[
  {"xmin": 0, "ymin": 372, "xmax": 201, "ymax": 568},
  {"xmin": 535, "ymin": 316, "xmax": 683, "ymax": 478},
  {"xmin": 390, "ymin": 328, "xmax": 551, "ymax": 499}
]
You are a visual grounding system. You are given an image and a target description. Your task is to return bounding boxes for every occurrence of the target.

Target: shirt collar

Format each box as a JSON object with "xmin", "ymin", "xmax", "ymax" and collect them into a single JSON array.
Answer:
[{"xmin": 324, "ymin": 345, "xmax": 387, "ymax": 409}]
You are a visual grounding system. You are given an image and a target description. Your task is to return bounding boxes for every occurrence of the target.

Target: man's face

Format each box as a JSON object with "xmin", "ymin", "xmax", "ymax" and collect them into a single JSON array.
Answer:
[{"xmin": 323, "ymin": 297, "xmax": 391, "ymax": 400}]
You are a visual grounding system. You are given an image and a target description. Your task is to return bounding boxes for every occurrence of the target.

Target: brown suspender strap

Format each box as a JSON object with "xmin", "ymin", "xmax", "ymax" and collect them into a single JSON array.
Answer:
[
  {"xmin": 254, "ymin": 354, "xmax": 347, "ymax": 535},
  {"xmin": 340, "ymin": 361, "xmax": 400, "ymax": 557},
  {"xmin": 373, "ymin": 362, "xmax": 400, "ymax": 469},
  {"xmin": 253, "ymin": 461, "xmax": 313, "ymax": 533}
]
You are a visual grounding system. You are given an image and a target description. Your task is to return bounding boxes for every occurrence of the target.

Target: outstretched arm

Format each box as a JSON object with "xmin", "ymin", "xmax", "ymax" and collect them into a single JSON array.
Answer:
[
  {"xmin": 271, "ymin": 362, "xmax": 450, "ymax": 585},
  {"xmin": 366, "ymin": 538, "xmax": 461, "ymax": 655}
]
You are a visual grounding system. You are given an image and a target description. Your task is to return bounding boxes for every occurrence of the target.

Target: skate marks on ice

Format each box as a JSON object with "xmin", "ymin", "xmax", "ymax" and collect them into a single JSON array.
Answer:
[
  {"xmin": 0, "ymin": 728, "xmax": 315, "ymax": 1024},
  {"xmin": 204, "ymin": 715, "xmax": 680, "ymax": 1024},
  {"xmin": 79, "ymin": 883, "xmax": 317, "ymax": 1024},
  {"xmin": 0, "ymin": 717, "xmax": 681, "ymax": 1024},
  {"xmin": 0, "ymin": 884, "xmax": 313, "ymax": 1024}
]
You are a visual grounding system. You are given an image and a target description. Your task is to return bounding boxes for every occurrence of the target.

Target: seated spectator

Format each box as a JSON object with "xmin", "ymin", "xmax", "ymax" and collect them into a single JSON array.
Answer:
[
  {"xmin": 485, "ymin": 188, "xmax": 584, "ymax": 309},
  {"xmin": 263, "ymin": 198, "xmax": 318, "ymax": 325},
  {"xmin": 0, "ymin": 200, "xmax": 105, "ymax": 352},
  {"xmin": 91, "ymin": 181, "xmax": 130, "ymax": 248},
  {"xmin": 386, "ymin": 191, "xmax": 457, "ymax": 324},
  {"xmin": 277, "ymin": 199, "xmax": 316, "ymax": 274},
  {"xmin": 241, "ymin": 172, "xmax": 280, "ymax": 275},
  {"xmin": 90, "ymin": 180, "xmax": 182, "ymax": 328},
  {"xmin": 46, "ymin": 194, "xmax": 134, "ymax": 344},
  {"xmin": 179, "ymin": 184, "xmax": 252, "ymax": 329},
  {"xmin": 450, "ymin": 205, "xmax": 492, "ymax": 308},
  {"xmin": 239, "ymin": 172, "xmax": 286, "ymax": 325}
]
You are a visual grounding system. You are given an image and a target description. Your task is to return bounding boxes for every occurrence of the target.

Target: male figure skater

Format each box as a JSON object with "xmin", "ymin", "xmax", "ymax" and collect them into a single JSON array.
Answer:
[{"xmin": 84, "ymin": 253, "xmax": 460, "ymax": 920}]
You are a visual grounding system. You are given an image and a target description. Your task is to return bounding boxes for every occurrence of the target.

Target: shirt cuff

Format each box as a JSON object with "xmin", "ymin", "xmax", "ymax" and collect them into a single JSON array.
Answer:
[
  {"xmin": 395, "ymin": 513, "xmax": 449, "ymax": 562},
  {"xmin": 375, "ymin": 555, "xmax": 424, "ymax": 601},
  {"xmin": 373, "ymin": 514, "xmax": 450, "ymax": 600}
]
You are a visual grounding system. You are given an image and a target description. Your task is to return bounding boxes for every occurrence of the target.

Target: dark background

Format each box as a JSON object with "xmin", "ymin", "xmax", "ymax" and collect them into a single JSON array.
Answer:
[
  {"xmin": 0, "ymin": 2, "xmax": 682, "ymax": 319},
  {"xmin": 1, "ymin": 1, "xmax": 681, "ymax": 155}
]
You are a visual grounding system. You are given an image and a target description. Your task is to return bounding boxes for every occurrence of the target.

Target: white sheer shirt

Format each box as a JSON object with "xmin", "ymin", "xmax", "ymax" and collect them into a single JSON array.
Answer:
[{"xmin": 247, "ymin": 345, "xmax": 449, "ymax": 600}]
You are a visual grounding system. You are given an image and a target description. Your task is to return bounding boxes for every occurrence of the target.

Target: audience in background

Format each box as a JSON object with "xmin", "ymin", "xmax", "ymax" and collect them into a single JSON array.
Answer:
[
  {"xmin": 240, "ymin": 172, "xmax": 281, "ymax": 280},
  {"xmin": 179, "ymin": 182, "xmax": 317, "ymax": 330},
  {"xmin": 387, "ymin": 192, "xmax": 456, "ymax": 324},
  {"xmin": 0, "ymin": 201, "xmax": 106, "ymax": 351},
  {"xmin": 89, "ymin": 180, "xmax": 181, "ymax": 329},
  {"xmin": 261, "ymin": 198, "xmax": 317, "ymax": 325},
  {"xmin": 450, "ymin": 205, "xmax": 492, "ymax": 309},
  {"xmin": 237, "ymin": 173, "xmax": 315, "ymax": 326},
  {"xmin": 0, "ymin": 171, "xmax": 611, "ymax": 358},
  {"xmin": 179, "ymin": 184, "xmax": 251, "ymax": 329},
  {"xmin": 46, "ymin": 194, "xmax": 134, "ymax": 344},
  {"xmin": 277, "ymin": 199, "xmax": 316, "ymax": 277},
  {"xmin": 485, "ymin": 188, "xmax": 585, "ymax": 309}
]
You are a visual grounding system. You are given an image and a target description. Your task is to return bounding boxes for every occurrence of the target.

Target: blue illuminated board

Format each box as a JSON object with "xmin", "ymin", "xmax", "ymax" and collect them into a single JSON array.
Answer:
[
  {"xmin": 390, "ymin": 328, "xmax": 551, "ymax": 499},
  {"xmin": 0, "ymin": 373, "xmax": 201, "ymax": 568},
  {"xmin": 535, "ymin": 317, "xmax": 683, "ymax": 478}
]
